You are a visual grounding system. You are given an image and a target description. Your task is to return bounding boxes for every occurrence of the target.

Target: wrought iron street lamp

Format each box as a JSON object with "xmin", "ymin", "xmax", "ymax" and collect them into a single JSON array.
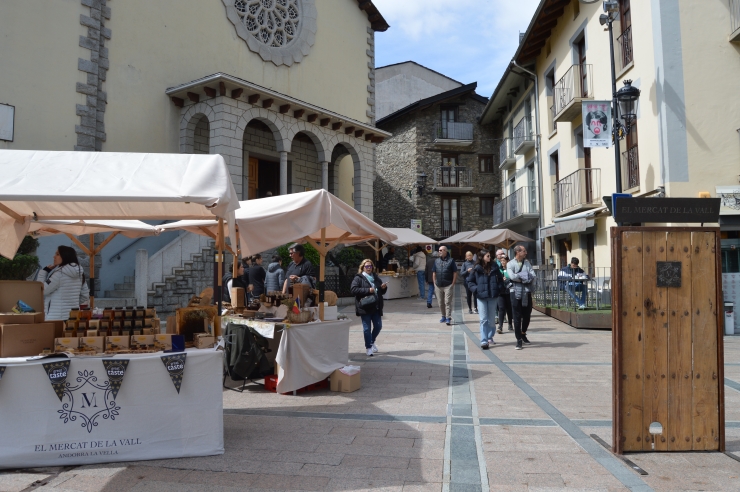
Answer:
[{"xmin": 416, "ymin": 171, "xmax": 427, "ymax": 196}]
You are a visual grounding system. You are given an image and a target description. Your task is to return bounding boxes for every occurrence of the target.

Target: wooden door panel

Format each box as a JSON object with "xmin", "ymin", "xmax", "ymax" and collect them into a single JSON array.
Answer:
[
  {"xmin": 619, "ymin": 231, "xmax": 645, "ymax": 451},
  {"xmin": 248, "ymin": 157, "xmax": 259, "ymax": 200},
  {"xmin": 666, "ymin": 232, "xmax": 693, "ymax": 450},
  {"xmin": 691, "ymin": 231, "xmax": 720, "ymax": 451},
  {"xmin": 642, "ymin": 232, "xmax": 669, "ymax": 451}
]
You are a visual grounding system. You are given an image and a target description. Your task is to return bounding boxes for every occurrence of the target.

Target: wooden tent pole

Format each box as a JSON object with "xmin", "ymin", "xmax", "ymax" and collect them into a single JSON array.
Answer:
[
  {"xmin": 89, "ymin": 234, "xmax": 95, "ymax": 309},
  {"xmin": 216, "ymin": 218, "xmax": 224, "ymax": 337}
]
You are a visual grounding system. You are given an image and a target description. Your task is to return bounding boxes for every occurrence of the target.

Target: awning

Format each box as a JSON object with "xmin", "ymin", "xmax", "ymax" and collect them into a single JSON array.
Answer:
[{"xmin": 544, "ymin": 206, "xmax": 608, "ymax": 237}]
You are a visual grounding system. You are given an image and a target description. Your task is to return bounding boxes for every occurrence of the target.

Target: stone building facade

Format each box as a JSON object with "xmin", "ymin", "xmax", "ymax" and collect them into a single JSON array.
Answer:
[{"xmin": 375, "ymin": 83, "xmax": 501, "ymax": 240}]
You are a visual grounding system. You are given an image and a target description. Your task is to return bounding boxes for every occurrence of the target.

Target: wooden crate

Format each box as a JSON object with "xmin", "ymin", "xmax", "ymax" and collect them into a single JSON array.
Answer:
[{"xmin": 175, "ymin": 306, "xmax": 217, "ymax": 343}]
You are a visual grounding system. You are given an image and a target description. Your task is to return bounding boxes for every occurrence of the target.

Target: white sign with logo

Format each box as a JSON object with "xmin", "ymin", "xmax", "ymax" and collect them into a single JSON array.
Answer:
[
  {"xmin": 582, "ymin": 100, "xmax": 612, "ymax": 148},
  {"xmin": 0, "ymin": 350, "xmax": 223, "ymax": 469},
  {"xmin": 0, "ymin": 104, "xmax": 14, "ymax": 142},
  {"xmin": 410, "ymin": 219, "xmax": 422, "ymax": 234}
]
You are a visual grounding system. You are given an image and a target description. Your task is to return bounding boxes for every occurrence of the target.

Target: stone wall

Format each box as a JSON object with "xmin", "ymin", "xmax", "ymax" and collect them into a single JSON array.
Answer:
[
  {"xmin": 243, "ymin": 121, "xmax": 278, "ymax": 154},
  {"xmin": 374, "ymin": 114, "xmax": 418, "ymax": 227},
  {"xmin": 193, "ymin": 117, "xmax": 209, "ymax": 154},
  {"xmin": 289, "ymin": 134, "xmax": 322, "ymax": 192}
]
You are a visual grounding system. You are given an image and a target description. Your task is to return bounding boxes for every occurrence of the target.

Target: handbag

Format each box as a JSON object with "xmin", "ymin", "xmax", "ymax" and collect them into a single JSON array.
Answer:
[{"xmin": 359, "ymin": 294, "xmax": 377, "ymax": 309}]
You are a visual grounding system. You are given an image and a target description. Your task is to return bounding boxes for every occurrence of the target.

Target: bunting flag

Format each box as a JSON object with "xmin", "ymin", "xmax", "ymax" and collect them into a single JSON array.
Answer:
[
  {"xmin": 102, "ymin": 359, "xmax": 129, "ymax": 400},
  {"xmin": 0, "ymin": 366, "xmax": 5, "ymax": 383},
  {"xmin": 160, "ymin": 353, "xmax": 187, "ymax": 394},
  {"xmin": 42, "ymin": 360, "xmax": 71, "ymax": 401}
]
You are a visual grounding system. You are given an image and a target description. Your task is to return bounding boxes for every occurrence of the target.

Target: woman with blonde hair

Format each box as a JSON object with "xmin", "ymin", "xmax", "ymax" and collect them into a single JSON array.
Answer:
[{"xmin": 350, "ymin": 259, "xmax": 388, "ymax": 357}]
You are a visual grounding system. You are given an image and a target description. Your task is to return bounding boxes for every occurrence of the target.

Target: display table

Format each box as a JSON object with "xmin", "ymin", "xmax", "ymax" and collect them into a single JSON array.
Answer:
[
  {"xmin": 0, "ymin": 349, "xmax": 223, "ymax": 469},
  {"xmin": 379, "ymin": 274, "xmax": 419, "ymax": 299}
]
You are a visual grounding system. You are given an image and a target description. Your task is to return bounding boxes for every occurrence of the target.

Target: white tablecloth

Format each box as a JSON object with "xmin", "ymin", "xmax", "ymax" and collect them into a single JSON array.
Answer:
[
  {"xmin": 379, "ymin": 275, "xmax": 419, "ymax": 299},
  {"xmin": 0, "ymin": 349, "xmax": 223, "ymax": 469},
  {"xmin": 275, "ymin": 320, "xmax": 350, "ymax": 394}
]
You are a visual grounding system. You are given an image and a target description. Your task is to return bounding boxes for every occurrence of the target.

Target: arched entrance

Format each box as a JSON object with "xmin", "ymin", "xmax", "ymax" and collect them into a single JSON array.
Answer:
[
  {"xmin": 287, "ymin": 130, "xmax": 326, "ymax": 194},
  {"xmin": 330, "ymin": 142, "xmax": 362, "ymax": 209}
]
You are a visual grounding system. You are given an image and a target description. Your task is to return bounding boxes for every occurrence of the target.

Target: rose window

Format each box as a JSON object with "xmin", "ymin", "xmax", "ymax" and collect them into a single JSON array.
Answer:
[{"xmin": 234, "ymin": 0, "xmax": 301, "ymax": 48}]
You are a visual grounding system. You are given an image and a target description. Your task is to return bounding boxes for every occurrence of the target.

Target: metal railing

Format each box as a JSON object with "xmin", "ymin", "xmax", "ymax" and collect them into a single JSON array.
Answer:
[
  {"xmin": 433, "ymin": 166, "xmax": 474, "ymax": 189},
  {"xmin": 441, "ymin": 222, "xmax": 462, "ymax": 237},
  {"xmin": 513, "ymin": 116, "xmax": 533, "ymax": 150},
  {"xmin": 433, "ymin": 121, "xmax": 474, "ymax": 141},
  {"xmin": 621, "ymin": 145, "xmax": 640, "ymax": 190},
  {"xmin": 532, "ymin": 267, "xmax": 612, "ymax": 311},
  {"xmin": 548, "ymin": 103, "xmax": 556, "ymax": 134},
  {"xmin": 732, "ymin": 0, "xmax": 740, "ymax": 37},
  {"xmin": 553, "ymin": 64, "xmax": 593, "ymax": 117},
  {"xmin": 615, "ymin": 25, "xmax": 633, "ymax": 72},
  {"xmin": 493, "ymin": 186, "xmax": 538, "ymax": 226},
  {"xmin": 499, "ymin": 138, "xmax": 514, "ymax": 166},
  {"xmin": 553, "ymin": 168, "xmax": 602, "ymax": 215}
]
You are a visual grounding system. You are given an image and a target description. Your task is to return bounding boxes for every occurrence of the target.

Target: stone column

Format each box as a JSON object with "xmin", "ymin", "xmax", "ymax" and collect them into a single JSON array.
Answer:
[
  {"xmin": 280, "ymin": 151, "xmax": 288, "ymax": 195},
  {"xmin": 135, "ymin": 249, "xmax": 148, "ymax": 308},
  {"xmin": 321, "ymin": 161, "xmax": 329, "ymax": 191}
]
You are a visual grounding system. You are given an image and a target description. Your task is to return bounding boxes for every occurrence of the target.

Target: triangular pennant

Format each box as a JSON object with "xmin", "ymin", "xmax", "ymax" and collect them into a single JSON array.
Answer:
[
  {"xmin": 42, "ymin": 360, "xmax": 71, "ymax": 401},
  {"xmin": 160, "ymin": 353, "xmax": 187, "ymax": 394},
  {"xmin": 102, "ymin": 359, "xmax": 129, "ymax": 400},
  {"xmin": 0, "ymin": 366, "xmax": 5, "ymax": 382}
]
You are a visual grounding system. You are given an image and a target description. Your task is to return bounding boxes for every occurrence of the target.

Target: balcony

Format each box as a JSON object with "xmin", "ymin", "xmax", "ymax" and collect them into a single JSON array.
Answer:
[
  {"xmin": 553, "ymin": 168, "xmax": 602, "ymax": 217},
  {"xmin": 621, "ymin": 145, "xmax": 640, "ymax": 191},
  {"xmin": 731, "ymin": 0, "xmax": 740, "ymax": 42},
  {"xmin": 513, "ymin": 116, "xmax": 535, "ymax": 155},
  {"xmin": 499, "ymin": 138, "xmax": 516, "ymax": 170},
  {"xmin": 548, "ymin": 103, "xmax": 556, "ymax": 135},
  {"xmin": 432, "ymin": 121, "xmax": 474, "ymax": 146},
  {"xmin": 553, "ymin": 64, "xmax": 593, "ymax": 123},
  {"xmin": 432, "ymin": 166, "xmax": 474, "ymax": 193},
  {"xmin": 615, "ymin": 26, "xmax": 634, "ymax": 73},
  {"xmin": 493, "ymin": 186, "xmax": 539, "ymax": 229}
]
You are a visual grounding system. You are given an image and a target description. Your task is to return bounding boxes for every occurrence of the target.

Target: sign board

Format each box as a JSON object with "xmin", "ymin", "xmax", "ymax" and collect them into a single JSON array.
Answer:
[
  {"xmin": 613, "ymin": 197, "xmax": 721, "ymax": 224},
  {"xmin": 716, "ymin": 186, "xmax": 740, "ymax": 216},
  {"xmin": 0, "ymin": 103, "xmax": 14, "ymax": 142},
  {"xmin": 410, "ymin": 219, "xmax": 422, "ymax": 234},
  {"xmin": 582, "ymin": 100, "xmax": 611, "ymax": 148}
]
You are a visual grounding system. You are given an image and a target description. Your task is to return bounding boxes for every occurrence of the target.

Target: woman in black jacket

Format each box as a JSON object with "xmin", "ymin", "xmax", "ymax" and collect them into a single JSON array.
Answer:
[
  {"xmin": 350, "ymin": 259, "xmax": 388, "ymax": 357},
  {"xmin": 466, "ymin": 249, "xmax": 504, "ymax": 350}
]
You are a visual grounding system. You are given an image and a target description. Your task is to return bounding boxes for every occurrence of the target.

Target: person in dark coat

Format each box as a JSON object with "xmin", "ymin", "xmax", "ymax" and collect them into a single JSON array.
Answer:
[
  {"xmin": 223, "ymin": 261, "xmax": 248, "ymax": 306},
  {"xmin": 350, "ymin": 259, "xmax": 388, "ymax": 357},
  {"xmin": 248, "ymin": 254, "xmax": 267, "ymax": 298},
  {"xmin": 466, "ymin": 249, "xmax": 504, "ymax": 350},
  {"xmin": 424, "ymin": 252, "xmax": 437, "ymax": 308}
]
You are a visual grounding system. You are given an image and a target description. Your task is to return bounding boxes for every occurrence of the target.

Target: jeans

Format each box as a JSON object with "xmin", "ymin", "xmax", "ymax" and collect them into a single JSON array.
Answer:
[
  {"xmin": 427, "ymin": 283, "xmax": 434, "ymax": 304},
  {"xmin": 465, "ymin": 286, "xmax": 478, "ymax": 310},
  {"xmin": 511, "ymin": 292, "xmax": 533, "ymax": 341},
  {"xmin": 435, "ymin": 284, "xmax": 454, "ymax": 319},
  {"xmin": 477, "ymin": 297, "xmax": 497, "ymax": 344},
  {"xmin": 417, "ymin": 271, "xmax": 426, "ymax": 299},
  {"xmin": 498, "ymin": 293, "xmax": 513, "ymax": 328},
  {"xmin": 361, "ymin": 311, "xmax": 382, "ymax": 349},
  {"xmin": 565, "ymin": 282, "xmax": 587, "ymax": 307}
]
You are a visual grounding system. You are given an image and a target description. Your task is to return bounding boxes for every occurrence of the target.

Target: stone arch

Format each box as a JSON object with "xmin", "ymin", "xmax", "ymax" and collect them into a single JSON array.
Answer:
[
  {"xmin": 329, "ymin": 136, "xmax": 364, "ymax": 211},
  {"xmin": 180, "ymin": 102, "xmax": 216, "ymax": 153},
  {"xmin": 234, "ymin": 108, "xmax": 290, "ymax": 152},
  {"xmin": 285, "ymin": 124, "xmax": 328, "ymax": 162}
]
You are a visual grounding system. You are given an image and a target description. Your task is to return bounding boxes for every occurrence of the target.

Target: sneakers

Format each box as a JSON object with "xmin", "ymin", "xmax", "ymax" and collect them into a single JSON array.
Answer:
[
  {"xmin": 439, "ymin": 317, "xmax": 447, "ymax": 323},
  {"xmin": 489, "ymin": 338, "xmax": 496, "ymax": 346},
  {"xmin": 366, "ymin": 348, "xmax": 374, "ymax": 356},
  {"xmin": 508, "ymin": 323, "xmax": 514, "ymax": 331},
  {"xmin": 446, "ymin": 318, "xmax": 452, "ymax": 326},
  {"xmin": 371, "ymin": 343, "xmax": 378, "ymax": 353},
  {"xmin": 468, "ymin": 309, "xmax": 473, "ymax": 314},
  {"xmin": 427, "ymin": 303, "xmax": 432, "ymax": 308},
  {"xmin": 515, "ymin": 340, "xmax": 523, "ymax": 350},
  {"xmin": 578, "ymin": 304, "xmax": 586, "ymax": 310},
  {"xmin": 496, "ymin": 328, "xmax": 503, "ymax": 334},
  {"xmin": 474, "ymin": 308, "xmax": 478, "ymax": 314},
  {"xmin": 522, "ymin": 334, "xmax": 531, "ymax": 344},
  {"xmin": 480, "ymin": 341, "xmax": 489, "ymax": 350}
]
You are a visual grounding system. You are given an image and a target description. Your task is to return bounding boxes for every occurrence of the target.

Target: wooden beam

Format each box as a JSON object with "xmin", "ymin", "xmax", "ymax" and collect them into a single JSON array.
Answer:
[
  {"xmin": 63, "ymin": 233, "xmax": 92, "ymax": 256},
  {"xmin": 93, "ymin": 231, "xmax": 120, "ymax": 255},
  {"xmin": 307, "ymin": 113, "xmax": 318, "ymax": 123},
  {"xmin": 358, "ymin": 0, "xmax": 372, "ymax": 10},
  {"xmin": 171, "ymin": 97, "xmax": 184, "ymax": 107},
  {"xmin": 364, "ymin": 133, "xmax": 375, "ymax": 141},
  {"xmin": 248, "ymin": 94, "xmax": 260, "ymax": 104},
  {"xmin": 368, "ymin": 13, "xmax": 381, "ymax": 22},
  {"xmin": 0, "ymin": 203, "xmax": 25, "ymax": 224},
  {"xmin": 324, "ymin": 231, "xmax": 353, "ymax": 254},
  {"xmin": 372, "ymin": 136, "xmax": 384, "ymax": 144},
  {"xmin": 198, "ymin": 226, "xmax": 217, "ymax": 242},
  {"xmin": 279, "ymin": 104, "xmax": 290, "ymax": 114},
  {"xmin": 186, "ymin": 92, "xmax": 199, "ymax": 103},
  {"xmin": 344, "ymin": 126, "xmax": 355, "ymax": 135},
  {"xmin": 231, "ymin": 88, "xmax": 244, "ymax": 99},
  {"xmin": 332, "ymin": 122, "xmax": 342, "ymax": 131},
  {"xmin": 354, "ymin": 129, "xmax": 364, "ymax": 138},
  {"xmin": 262, "ymin": 98, "xmax": 274, "ymax": 109},
  {"xmin": 219, "ymin": 82, "xmax": 226, "ymax": 96},
  {"xmin": 203, "ymin": 86, "xmax": 216, "ymax": 98},
  {"xmin": 293, "ymin": 109, "xmax": 305, "ymax": 118},
  {"xmin": 319, "ymin": 118, "xmax": 330, "ymax": 127}
]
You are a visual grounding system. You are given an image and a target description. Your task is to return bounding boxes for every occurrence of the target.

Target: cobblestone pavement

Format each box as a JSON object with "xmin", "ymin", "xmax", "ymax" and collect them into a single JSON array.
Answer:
[{"xmin": 3, "ymin": 288, "xmax": 740, "ymax": 491}]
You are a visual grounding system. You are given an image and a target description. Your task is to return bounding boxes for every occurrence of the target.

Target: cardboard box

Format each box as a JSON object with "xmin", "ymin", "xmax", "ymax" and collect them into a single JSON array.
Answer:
[
  {"xmin": 105, "ymin": 336, "xmax": 130, "ymax": 352},
  {"xmin": 79, "ymin": 337, "xmax": 105, "ymax": 354},
  {"xmin": 0, "ymin": 280, "xmax": 45, "ymax": 313},
  {"xmin": 230, "ymin": 287, "xmax": 245, "ymax": 307},
  {"xmin": 194, "ymin": 332, "xmax": 215, "ymax": 349},
  {"xmin": 0, "ymin": 322, "xmax": 55, "ymax": 357},
  {"xmin": 54, "ymin": 337, "xmax": 80, "ymax": 353},
  {"xmin": 0, "ymin": 312, "xmax": 45, "ymax": 324},
  {"xmin": 131, "ymin": 335, "xmax": 155, "ymax": 350},
  {"xmin": 291, "ymin": 283, "xmax": 311, "ymax": 305},
  {"xmin": 154, "ymin": 333, "xmax": 172, "ymax": 351},
  {"xmin": 330, "ymin": 368, "xmax": 361, "ymax": 393}
]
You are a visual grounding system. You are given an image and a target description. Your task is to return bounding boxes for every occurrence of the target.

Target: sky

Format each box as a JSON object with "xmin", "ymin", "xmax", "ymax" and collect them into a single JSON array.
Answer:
[{"xmin": 372, "ymin": 0, "xmax": 541, "ymax": 98}]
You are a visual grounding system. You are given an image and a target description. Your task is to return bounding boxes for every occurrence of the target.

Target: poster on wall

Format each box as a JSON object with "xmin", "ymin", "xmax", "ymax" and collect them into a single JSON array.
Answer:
[
  {"xmin": 410, "ymin": 219, "xmax": 422, "ymax": 234},
  {"xmin": 582, "ymin": 101, "xmax": 611, "ymax": 148},
  {"xmin": 0, "ymin": 103, "xmax": 14, "ymax": 142},
  {"xmin": 716, "ymin": 186, "xmax": 740, "ymax": 215}
]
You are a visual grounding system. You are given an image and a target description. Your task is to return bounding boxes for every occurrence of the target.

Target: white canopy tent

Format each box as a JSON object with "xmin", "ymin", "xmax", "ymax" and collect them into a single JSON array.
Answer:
[
  {"xmin": 468, "ymin": 229, "xmax": 534, "ymax": 250},
  {"xmin": 358, "ymin": 227, "xmax": 437, "ymax": 264},
  {"xmin": 441, "ymin": 230, "xmax": 481, "ymax": 243}
]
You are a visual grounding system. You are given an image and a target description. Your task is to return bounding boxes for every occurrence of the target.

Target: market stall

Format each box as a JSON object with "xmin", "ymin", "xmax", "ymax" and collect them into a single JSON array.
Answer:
[{"xmin": 378, "ymin": 272, "xmax": 419, "ymax": 299}]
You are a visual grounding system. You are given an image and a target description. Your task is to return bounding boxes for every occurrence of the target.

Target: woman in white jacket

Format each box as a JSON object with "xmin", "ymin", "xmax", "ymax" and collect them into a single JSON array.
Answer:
[{"xmin": 37, "ymin": 246, "xmax": 90, "ymax": 320}]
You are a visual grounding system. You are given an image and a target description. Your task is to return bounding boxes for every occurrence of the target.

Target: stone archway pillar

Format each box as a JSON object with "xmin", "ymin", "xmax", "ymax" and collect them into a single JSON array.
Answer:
[
  {"xmin": 321, "ymin": 161, "xmax": 329, "ymax": 191},
  {"xmin": 279, "ymin": 151, "xmax": 288, "ymax": 195}
]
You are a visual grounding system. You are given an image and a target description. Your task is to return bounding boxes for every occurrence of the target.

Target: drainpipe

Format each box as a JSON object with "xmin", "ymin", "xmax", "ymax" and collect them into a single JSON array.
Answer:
[{"xmin": 512, "ymin": 60, "xmax": 546, "ymax": 267}]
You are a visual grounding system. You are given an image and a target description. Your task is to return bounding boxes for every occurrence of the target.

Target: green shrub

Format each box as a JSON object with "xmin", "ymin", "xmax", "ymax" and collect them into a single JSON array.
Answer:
[
  {"xmin": 333, "ymin": 247, "xmax": 365, "ymax": 273},
  {"xmin": 276, "ymin": 242, "xmax": 320, "ymax": 269},
  {"xmin": 0, "ymin": 236, "xmax": 40, "ymax": 280}
]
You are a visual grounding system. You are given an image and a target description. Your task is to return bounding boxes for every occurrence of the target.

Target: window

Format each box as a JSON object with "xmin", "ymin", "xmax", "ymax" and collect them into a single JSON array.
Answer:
[
  {"xmin": 441, "ymin": 197, "xmax": 460, "ymax": 235},
  {"xmin": 617, "ymin": 0, "xmax": 633, "ymax": 70},
  {"xmin": 527, "ymin": 164, "xmax": 537, "ymax": 212},
  {"xmin": 573, "ymin": 0, "xmax": 580, "ymax": 19},
  {"xmin": 479, "ymin": 155, "xmax": 494, "ymax": 173},
  {"xmin": 441, "ymin": 155, "xmax": 460, "ymax": 187},
  {"xmin": 480, "ymin": 197, "xmax": 494, "ymax": 216},
  {"xmin": 546, "ymin": 69, "xmax": 556, "ymax": 134},
  {"xmin": 622, "ymin": 119, "xmax": 639, "ymax": 189},
  {"xmin": 576, "ymin": 36, "xmax": 588, "ymax": 97},
  {"xmin": 441, "ymin": 154, "xmax": 458, "ymax": 167},
  {"xmin": 551, "ymin": 151, "xmax": 560, "ymax": 182}
]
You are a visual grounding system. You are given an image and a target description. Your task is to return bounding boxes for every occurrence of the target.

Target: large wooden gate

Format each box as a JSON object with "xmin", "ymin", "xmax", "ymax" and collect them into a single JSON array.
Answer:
[{"xmin": 611, "ymin": 227, "xmax": 725, "ymax": 453}]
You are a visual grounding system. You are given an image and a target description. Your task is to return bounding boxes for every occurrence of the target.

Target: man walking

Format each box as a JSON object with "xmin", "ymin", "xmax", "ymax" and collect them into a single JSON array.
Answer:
[
  {"xmin": 433, "ymin": 246, "xmax": 458, "ymax": 326},
  {"xmin": 507, "ymin": 245, "xmax": 535, "ymax": 350}
]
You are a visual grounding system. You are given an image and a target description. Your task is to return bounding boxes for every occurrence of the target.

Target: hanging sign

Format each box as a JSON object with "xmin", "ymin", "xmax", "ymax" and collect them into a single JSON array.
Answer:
[
  {"xmin": 411, "ymin": 219, "xmax": 422, "ymax": 234},
  {"xmin": 42, "ymin": 360, "xmax": 71, "ymax": 401},
  {"xmin": 582, "ymin": 101, "xmax": 612, "ymax": 148},
  {"xmin": 161, "ymin": 354, "xmax": 187, "ymax": 394},
  {"xmin": 102, "ymin": 360, "xmax": 129, "ymax": 400},
  {"xmin": 613, "ymin": 197, "xmax": 721, "ymax": 224}
]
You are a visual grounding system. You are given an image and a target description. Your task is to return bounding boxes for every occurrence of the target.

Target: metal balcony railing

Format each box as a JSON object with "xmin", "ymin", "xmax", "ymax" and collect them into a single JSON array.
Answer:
[
  {"xmin": 513, "ymin": 116, "xmax": 533, "ymax": 151},
  {"xmin": 433, "ymin": 166, "xmax": 474, "ymax": 189},
  {"xmin": 553, "ymin": 168, "xmax": 602, "ymax": 215},
  {"xmin": 615, "ymin": 26, "xmax": 634, "ymax": 72},
  {"xmin": 732, "ymin": 0, "xmax": 740, "ymax": 40},
  {"xmin": 622, "ymin": 145, "xmax": 640, "ymax": 190},
  {"xmin": 548, "ymin": 103, "xmax": 556, "ymax": 134},
  {"xmin": 499, "ymin": 138, "xmax": 514, "ymax": 167},
  {"xmin": 433, "ymin": 121, "xmax": 474, "ymax": 141},
  {"xmin": 553, "ymin": 64, "xmax": 593, "ymax": 119},
  {"xmin": 533, "ymin": 267, "xmax": 612, "ymax": 311},
  {"xmin": 493, "ymin": 186, "xmax": 538, "ymax": 226}
]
